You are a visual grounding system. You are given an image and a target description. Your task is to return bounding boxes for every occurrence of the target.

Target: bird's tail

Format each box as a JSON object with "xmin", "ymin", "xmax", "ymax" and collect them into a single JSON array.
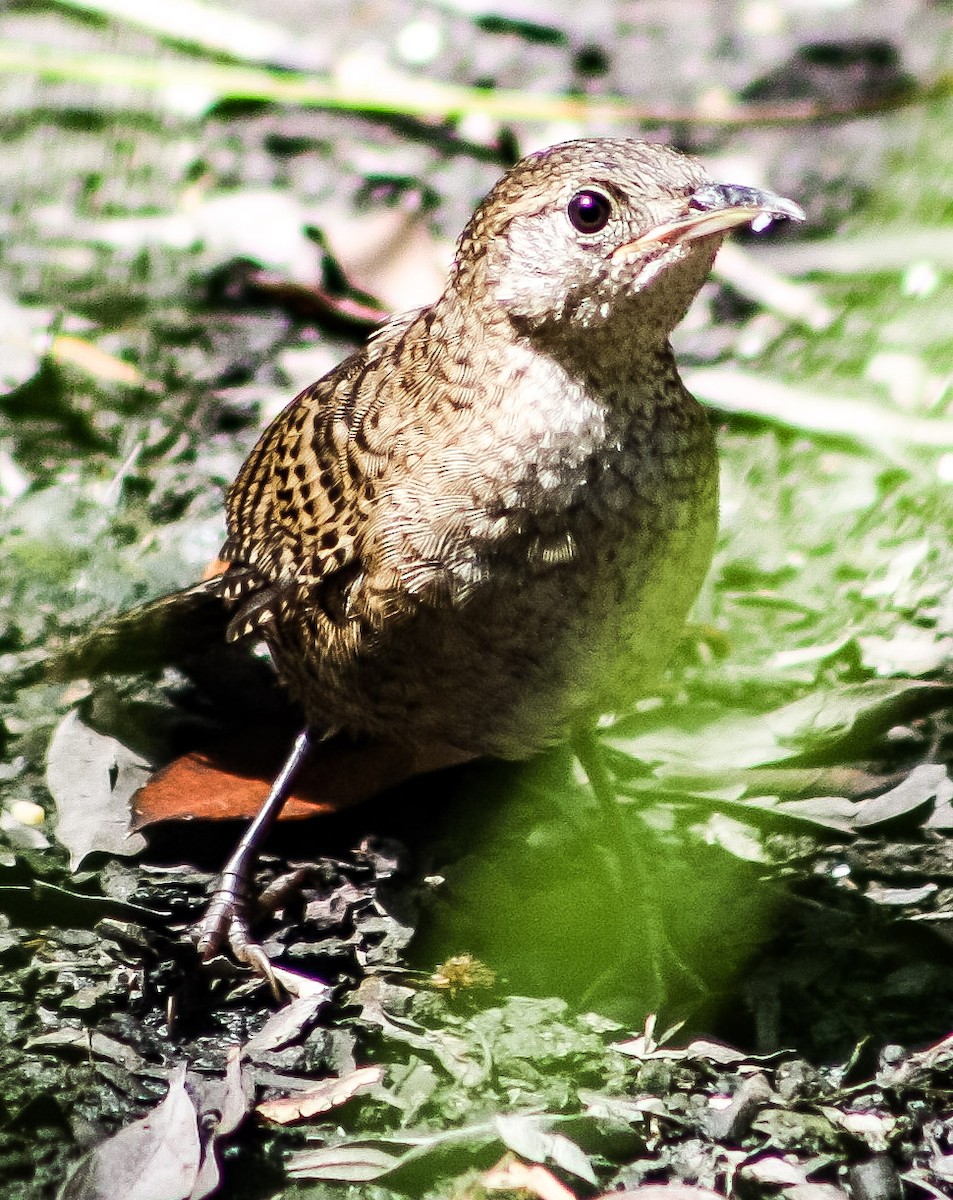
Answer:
[{"xmin": 44, "ymin": 577, "xmax": 232, "ymax": 682}]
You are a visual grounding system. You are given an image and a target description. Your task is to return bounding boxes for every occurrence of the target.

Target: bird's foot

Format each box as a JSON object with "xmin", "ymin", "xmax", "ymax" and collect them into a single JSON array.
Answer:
[
  {"xmin": 193, "ymin": 729, "xmax": 316, "ymax": 997},
  {"xmin": 194, "ymin": 876, "xmax": 281, "ymax": 998},
  {"xmin": 194, "ymin": 865, "xmax": 315, "ymax": 998}
]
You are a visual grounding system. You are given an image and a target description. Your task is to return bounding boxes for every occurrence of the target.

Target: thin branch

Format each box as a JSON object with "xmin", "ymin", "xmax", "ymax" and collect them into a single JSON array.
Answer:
[{"xmin": 0, "ymin": 42, "xmax": 948, "ymax": 128}]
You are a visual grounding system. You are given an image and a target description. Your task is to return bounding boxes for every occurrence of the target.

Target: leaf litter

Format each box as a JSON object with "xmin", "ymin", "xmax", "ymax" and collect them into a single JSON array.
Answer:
[{"xmin": 1, "ymin": 2, "xmax": 952, "ymax": 1199}]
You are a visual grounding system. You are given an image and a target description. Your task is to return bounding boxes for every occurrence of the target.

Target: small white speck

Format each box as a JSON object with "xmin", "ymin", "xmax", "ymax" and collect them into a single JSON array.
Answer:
[
  {"xmin": 831, "ymin": 863, "xmax": 851, "ymax": 879},
  {"xmin": 336, "ymin": 46, "xmax": 390, "ymax": 89},
  {"xmin": 937, "ymin": 453, "xmax": 953, "ymax": 483},
  {"xmin": 161, "ymin": 82, "xmax": 217, "ymax": 118},
  {"xmin": 396, "ymin": 19, "xmax": 443, "ymax": 65},
  {"xmin": 696, "ymin": 86, "xmax": 735, "ymax": 118},
  {"xmin": 749, "ymin": 212, "xmax": 773, "ymax": 234},
  {"xmin": 740, "ymin": 0, "xmax": 784, "ymax": 35},
  {"xmin": 0, "ymin": 447, "xmax": 29, "ymax": 500},
  {"xmin": 902, "ymin": 260, "xmax": 940, "ymax": 298},
  {"xmin": 9, "ymin": 800, "xmax": 45, "ymax": 827},
  {"xmin": 458, "ymin": 111, "xmax": 497, "ymax": 144},
  {"xmin": 866, "ymin": 350, "xmax": 927, "ymax": 410}
]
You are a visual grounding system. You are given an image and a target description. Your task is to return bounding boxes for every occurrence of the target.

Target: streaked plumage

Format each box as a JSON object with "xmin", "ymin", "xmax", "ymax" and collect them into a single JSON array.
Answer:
[{"xmin": 213, "ymin": 139, "xmax": 745, "ymax": 757}]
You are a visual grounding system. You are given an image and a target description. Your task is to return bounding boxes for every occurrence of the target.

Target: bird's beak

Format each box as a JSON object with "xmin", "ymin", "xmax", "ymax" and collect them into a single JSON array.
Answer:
[{"xmin": 612, "ymin": 182, "xmax": 805, "ymax": 262}]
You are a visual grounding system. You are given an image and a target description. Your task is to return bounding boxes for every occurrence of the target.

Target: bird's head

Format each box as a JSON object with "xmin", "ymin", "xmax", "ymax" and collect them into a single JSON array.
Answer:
[{"xmin": 453, "ymin": 138, "xmax": 804, "ymax": 355}]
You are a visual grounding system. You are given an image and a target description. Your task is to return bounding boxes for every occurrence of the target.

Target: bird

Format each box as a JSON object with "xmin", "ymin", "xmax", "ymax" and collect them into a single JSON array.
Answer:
[{"xmin": 59, "ymin": 138, "xmax": 804, "ymax": 982}]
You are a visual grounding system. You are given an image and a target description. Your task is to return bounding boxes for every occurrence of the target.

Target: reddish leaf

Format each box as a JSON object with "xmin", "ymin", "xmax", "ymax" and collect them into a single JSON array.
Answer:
[
  {"xmin": 483, "ymin": 1157, "xmax": 577, "ymax": 1200},
  {"xmin": 256, "ymin": 1064, "xmax": 383, "ymax": 1124},
  {"xmin": 132, "ymin": 729, "xmax": 473, "ymax": 829}
]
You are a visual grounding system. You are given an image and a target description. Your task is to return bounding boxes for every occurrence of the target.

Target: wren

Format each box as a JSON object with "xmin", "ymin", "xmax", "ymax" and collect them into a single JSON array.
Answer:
[{"xmin": 154, "ymin": 139, "xmax": 803, "ymax": 979}]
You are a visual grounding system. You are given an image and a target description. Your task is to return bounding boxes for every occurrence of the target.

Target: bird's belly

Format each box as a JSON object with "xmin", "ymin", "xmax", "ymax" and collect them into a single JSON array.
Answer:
[{"xmin": 270, "ymin": 458, "xmax": 718, "ymax": 759}]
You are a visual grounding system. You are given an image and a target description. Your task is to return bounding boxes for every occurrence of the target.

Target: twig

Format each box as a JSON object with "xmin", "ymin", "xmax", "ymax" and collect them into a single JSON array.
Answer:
[{"xmin": 0, "ymin": 42, "xmax": 948, "ymax": 128}]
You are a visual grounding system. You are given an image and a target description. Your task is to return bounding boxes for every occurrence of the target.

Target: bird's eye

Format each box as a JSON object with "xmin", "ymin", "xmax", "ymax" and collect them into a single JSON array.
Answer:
[{"xmin": 567, "ymin": 189, "xmax": 612, "ymax": 234}]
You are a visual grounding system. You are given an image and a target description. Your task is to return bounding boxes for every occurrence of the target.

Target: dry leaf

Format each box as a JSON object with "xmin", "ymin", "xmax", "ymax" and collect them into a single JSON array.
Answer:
[
  {"xmin": 132, "ymin": 732, "xmax": 472, "ymax": 828},
  {"xmin": 60, "ymin": 1065, "xmax": 201, "ymax": 1200},
  {"xmin": 47, "ymin": 710, "xmax": 149, "ymax": 868},
  {"xmin": 245, "ymin": 991, "xmax": 332, "ymax": 1055},
  {"xmin": 256, "ymin": 1065, "xmax": 384, "ymax": 1125},
  {"xmin": 269, "ymin": 965, "xmax": 335, "ymax": 999},
  {"xmin": 483, "ymin": 1155, "xmax": 577, "ymax": 1200}
]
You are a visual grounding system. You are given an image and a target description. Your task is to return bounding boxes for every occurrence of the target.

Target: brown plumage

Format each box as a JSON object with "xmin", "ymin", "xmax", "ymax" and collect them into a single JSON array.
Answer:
[
  {"xmin": 52, "ymin": 139, "xmax": 802, "ymax": 978},
  {"xmin": 212, "ymin": 139, "xmax": 801, "ymax": 764}
]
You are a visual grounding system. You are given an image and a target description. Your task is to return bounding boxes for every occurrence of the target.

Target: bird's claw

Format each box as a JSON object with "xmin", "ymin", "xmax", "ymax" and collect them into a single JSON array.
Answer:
[{"xmin": 194, "ymin": 889, "xmax": 282, "ymax": 999}]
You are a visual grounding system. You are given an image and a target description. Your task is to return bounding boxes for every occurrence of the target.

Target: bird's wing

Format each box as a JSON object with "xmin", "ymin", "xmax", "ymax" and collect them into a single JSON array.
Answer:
[{"xmin": 217, "ymin": 309, "xmax": 426, "ymax": 642}]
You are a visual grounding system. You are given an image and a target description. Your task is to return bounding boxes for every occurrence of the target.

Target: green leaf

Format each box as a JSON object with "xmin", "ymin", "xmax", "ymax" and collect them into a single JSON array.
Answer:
[{"xmin": 607, "ymin": 680, "xmax": 953, "ymax": 773}]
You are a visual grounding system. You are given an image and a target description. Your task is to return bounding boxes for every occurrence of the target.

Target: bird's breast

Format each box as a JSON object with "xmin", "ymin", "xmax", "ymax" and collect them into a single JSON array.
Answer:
[
  {"xmin": 268, "ymin": 337, "xmax": 718, "ymax": 756},
  {"xmin": 367, "ymin": 347, "xmax": 714, "ymax": 612}
]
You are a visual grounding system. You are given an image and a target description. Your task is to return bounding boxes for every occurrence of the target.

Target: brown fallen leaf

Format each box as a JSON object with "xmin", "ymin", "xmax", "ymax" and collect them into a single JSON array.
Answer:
[
  {"xmin": 483, "ymin": 1155, "xmax": 577, "ymax": 1200},
  {"xmin": 131, "ymin": 730, "xmax": 473, "ymax": 828},
  {"xmin": 256, "ymin": 1064, "xmax": 384, "ymax": 1124}
]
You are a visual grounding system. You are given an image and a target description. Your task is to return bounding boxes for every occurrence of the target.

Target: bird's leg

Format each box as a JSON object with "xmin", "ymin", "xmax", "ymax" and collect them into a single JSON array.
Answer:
[
  {"xmin": 572, "ymin": 732, "xmax": 669, "ymax": 1009},
  {"xmin": 194, "ymin": 727, "xmax": 314, "ymax": 992}
]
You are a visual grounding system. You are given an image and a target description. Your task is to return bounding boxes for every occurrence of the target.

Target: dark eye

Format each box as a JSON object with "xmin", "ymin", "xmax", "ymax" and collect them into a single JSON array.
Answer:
[{"xmin": 567, "ymin": 189, "xmax": 612, "ymax": 234}]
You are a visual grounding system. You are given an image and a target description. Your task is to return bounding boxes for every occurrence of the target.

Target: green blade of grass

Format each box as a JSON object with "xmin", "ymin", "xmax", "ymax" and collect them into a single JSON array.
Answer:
[{"xmin": 0, "ymin": 41, "xmax": 948, "ymax": 126}]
